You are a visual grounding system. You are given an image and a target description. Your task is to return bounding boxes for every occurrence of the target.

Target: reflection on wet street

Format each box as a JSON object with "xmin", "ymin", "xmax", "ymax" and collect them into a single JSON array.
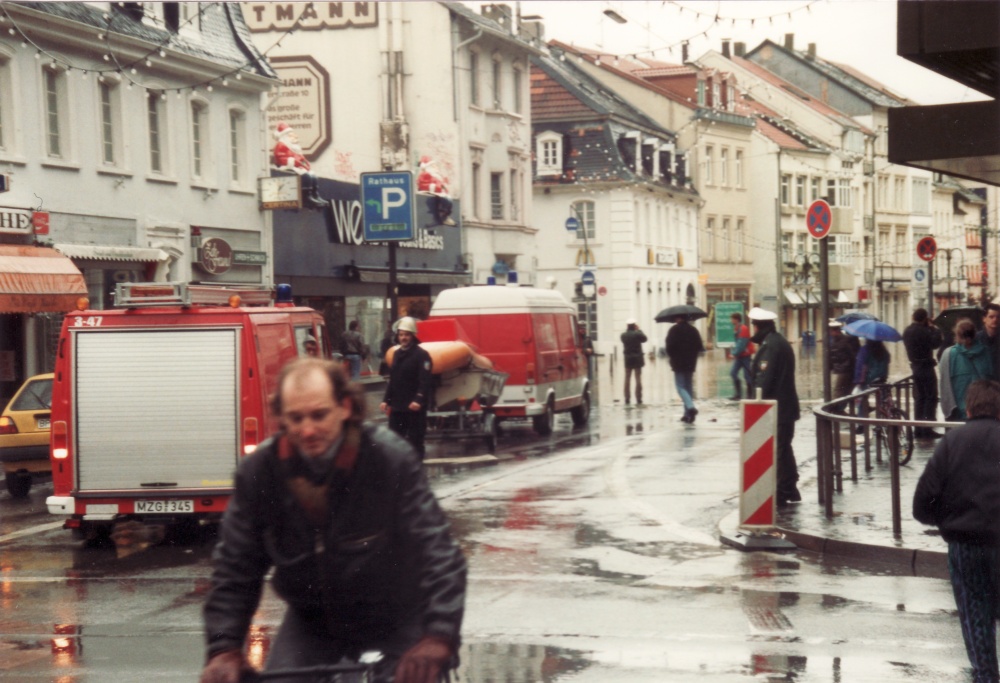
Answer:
[{"xmin": 0, "ymin": 341, "xmax": 963, "ymax": 682}]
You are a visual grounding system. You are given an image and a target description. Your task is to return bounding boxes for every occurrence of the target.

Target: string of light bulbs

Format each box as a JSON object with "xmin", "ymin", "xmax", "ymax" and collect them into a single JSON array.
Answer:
[{"xmin": 0, "ymin": 2, "xmax": 313, "ymax": 97}]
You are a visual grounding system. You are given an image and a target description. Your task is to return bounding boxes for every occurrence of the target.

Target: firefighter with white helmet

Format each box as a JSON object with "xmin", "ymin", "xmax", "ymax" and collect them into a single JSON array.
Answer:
[{"xmin": 380, "ymin": 317, "xmax": 434, "ymax": 458}]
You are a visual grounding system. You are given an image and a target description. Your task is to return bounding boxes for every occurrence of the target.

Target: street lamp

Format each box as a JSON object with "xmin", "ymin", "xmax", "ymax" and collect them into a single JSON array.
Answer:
[
  {"xmin": 793, "ymin": 252, "xmax": 821, "ymax": 331},
  {"xmin": 878, "ymin": 261, "xmax": 896, "ymax": 322},
  {"xmin": 942, "ymin": 248, "xmax": 966, "ymax": 307}
]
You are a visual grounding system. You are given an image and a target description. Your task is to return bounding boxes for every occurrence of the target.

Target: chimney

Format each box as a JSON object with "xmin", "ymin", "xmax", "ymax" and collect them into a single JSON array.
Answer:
[
  {"xmin": 807, "ymin": 43, "xmax": 817, "ymax": 60},
  {"xmin": 734, "ymin": 42, "xmax": 746, "ymax": 57},
  {"xmin": 721, "ymin": 40, "xmax": 731, "ymax": 58},
  {"xmin": 784, "ymin": 33, "xmax": 794, "ymax": 50}
]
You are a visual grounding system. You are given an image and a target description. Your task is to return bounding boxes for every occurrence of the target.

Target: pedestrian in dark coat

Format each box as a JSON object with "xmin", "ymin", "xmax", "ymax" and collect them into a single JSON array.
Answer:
[
  {"xmin": 381, "ymin": 317, "xmax": 434, "ymax": 459},
  {"xmin": 665, "ymin": 315, "xmax": 705, "ymax": 423},
  {"xmin": 620, "ymin": 318, "xmax": 647, "ymax": 405},
  {"xmin": 200, "ymin": 359, "xmax": 466, "ymax": 683},
  {"xmin": 914, "ymin": 379, "xmax": 1000, "ymax": 683},
  {"xmin": 975, "ymin": 303, "xmax": 1000, "ymax": 380},
  {"xmin": 748, "ymin": 307, "xmax": 801, "ymax": 507},
  {"xmin": 828, "ymin": 320, "xmax": 856, "ymax": 412},
  {"xmin": 903, "ymin": 308, "xmax": 944, "ymax": 438}
]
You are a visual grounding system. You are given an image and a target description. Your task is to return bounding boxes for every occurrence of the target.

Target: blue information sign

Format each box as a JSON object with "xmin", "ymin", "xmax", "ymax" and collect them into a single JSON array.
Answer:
[
  {"xmin": 565, "ymin": 216, "xmax": 580, "ymax": 232},
  {"xmin": 581, "ymin": 270, "xmax": 596, "ymax": 285},
  {"xmin": 360, "ymin": 171, "xmax": 415, "ymax": 241}
]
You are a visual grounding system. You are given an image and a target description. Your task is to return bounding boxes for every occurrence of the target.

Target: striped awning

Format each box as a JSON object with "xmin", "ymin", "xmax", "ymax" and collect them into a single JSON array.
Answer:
[{"xmin": 0, "ymin": 245, "xmax": 87, "ymax": 313}]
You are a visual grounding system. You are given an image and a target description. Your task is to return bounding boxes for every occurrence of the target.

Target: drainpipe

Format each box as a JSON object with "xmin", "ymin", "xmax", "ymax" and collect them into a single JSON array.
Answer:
[
  {"xmin": 775, "ymin": 149, "xmax": 783, "ymax": 324},
  {"xmin": 452, "ymin": 26, "xmax": 483, "ymax": 120}
]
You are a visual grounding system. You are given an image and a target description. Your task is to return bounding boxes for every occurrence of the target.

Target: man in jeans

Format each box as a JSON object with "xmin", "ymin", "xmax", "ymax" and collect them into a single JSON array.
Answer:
[
  {"xmin": 666, "ymin": 314, "xmax": 704, "ymax": 423},
  {"xmin": 726, "ymin": 312, "xmax": 753, "ymax": 401},
  {"xmin": 903, "ymin": 308, "xmax": 943, "ymax": 438},
  {"xmin": 340, "ymin": 320, "xmax": 367, "ymax": 380}
]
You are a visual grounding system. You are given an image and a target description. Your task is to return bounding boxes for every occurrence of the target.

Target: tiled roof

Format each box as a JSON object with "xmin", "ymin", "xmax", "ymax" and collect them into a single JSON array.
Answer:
[
  {"xmin": 531, "ymin": 50, "xmax": 673, "ymax": 136},
  {"xmin": 531, "ymin": 67, "xmax": 594, "ymax": 120},
  {"xmin": 730, "ymin": 56, "xmax": 873, "ymax": 135},
  {"xmin": 441, "ymin": 2, "xmax": 542, "ymax": 54},
  {"xmin": 740, "ymin": 98, "xmax": 826, "ymax": 152},
  {"xmin": 547, "ymin": 40, "xmax": 694, "ymax": 110},
  {"xmin": 748, "ymin": 39, "xmax": 908, "ymax": 109},
  {"xmin": 10, "ymin": 2, "xmax": 275, "ymax": 78}
]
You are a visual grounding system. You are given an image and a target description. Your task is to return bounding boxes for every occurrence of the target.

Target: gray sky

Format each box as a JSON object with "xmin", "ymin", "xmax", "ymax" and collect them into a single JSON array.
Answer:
[{"xmin": 488, "ymin": 0, "xmax": 987, "ymax": 106}]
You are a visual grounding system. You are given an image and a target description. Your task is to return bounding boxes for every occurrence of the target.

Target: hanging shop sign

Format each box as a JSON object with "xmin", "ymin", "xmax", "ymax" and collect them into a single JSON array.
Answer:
[
  {"xmin": 197, "ymin": 238, "xmax": 233, "ymax": 275},
  {"xmin": 265, "ymin": 56, "xmax": 332, "ymax": 160},
  {"xmin": 0, "ymin": 206, "xmax": 34, "ymax": 236}
]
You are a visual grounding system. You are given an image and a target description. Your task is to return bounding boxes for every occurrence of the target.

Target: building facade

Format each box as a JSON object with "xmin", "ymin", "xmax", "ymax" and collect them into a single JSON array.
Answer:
[
  {"xmin": 530, "ymin": 46, "xmax": 700, "ymax": 355},
  {"xmin": 0, "ymin": 1, "xmax": 274, "ymax": 400},
  {"xmin": 242, "ymin": 1, "xmax": 540, "ymax": 355}
]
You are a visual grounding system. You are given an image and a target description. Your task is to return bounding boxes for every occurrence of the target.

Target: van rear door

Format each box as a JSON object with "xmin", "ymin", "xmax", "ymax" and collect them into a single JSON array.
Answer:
[
  {"xmin": 532, "ymin": 314, "xmax": 562, "ymax": 385},
  {"xmin": 74, "ymin": 328, "xmax": 240, "ymax": 491}
]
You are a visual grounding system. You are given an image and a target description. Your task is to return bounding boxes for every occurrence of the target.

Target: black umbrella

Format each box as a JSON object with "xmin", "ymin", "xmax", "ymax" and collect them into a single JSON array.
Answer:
[
  {"xmin": 655, "ymin": 304, "xmax": 708, "ymax": 322},
  {"xmin": 934, "ymin": 305, "xmax": 984, "ymax": 342}
]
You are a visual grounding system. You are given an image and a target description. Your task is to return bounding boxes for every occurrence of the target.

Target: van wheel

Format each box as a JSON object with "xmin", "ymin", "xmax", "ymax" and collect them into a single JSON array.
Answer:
[
  {"xmin": 533, "ymin": 399, "xmax": 555, "ymax": 436},
  {"xmin": 5, "ymin": 471, "xmax": 32, "ymax": 498},
  {"xmin": 483, "ymin": 413, "xmax": 498, "ymax": 452},
  {"xmin": 571, "ymin": 389, "xmax": 591, "ymax": 427}
]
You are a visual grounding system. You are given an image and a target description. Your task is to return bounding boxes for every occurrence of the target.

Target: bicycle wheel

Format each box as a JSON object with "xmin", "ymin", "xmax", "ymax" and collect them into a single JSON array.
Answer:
[{"xmin": 890, "ymin": 407, "xmax": 915, "ymax": 465}]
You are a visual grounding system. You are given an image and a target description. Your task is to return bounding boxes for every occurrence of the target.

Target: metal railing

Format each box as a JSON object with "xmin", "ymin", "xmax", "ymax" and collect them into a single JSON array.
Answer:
[{"xmin": 812, "ymin": 376, "xmax": 956, "ymax": 539}]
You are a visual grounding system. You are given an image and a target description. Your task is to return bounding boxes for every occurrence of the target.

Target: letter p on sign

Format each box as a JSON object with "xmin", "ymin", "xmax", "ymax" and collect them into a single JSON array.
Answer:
[{"xmin": 382, "ymin": 188, "xmax": 406, "ymax": 219}]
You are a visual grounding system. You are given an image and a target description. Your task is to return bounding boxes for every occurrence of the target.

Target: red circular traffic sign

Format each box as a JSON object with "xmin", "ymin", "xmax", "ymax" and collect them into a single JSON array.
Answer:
[
  {"xmin": 916, "ymin": 236, "xmax": 937, "ymax": 262},
  {"xmin": 806, "ymin": 200, "xmax": 832, "ymax": 239}
]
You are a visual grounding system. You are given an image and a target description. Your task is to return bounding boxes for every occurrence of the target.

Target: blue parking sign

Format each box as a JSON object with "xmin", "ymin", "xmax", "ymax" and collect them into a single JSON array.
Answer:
[{"xmin": 360, "ymin": 172, "xmax": 415, "ymax": 241}]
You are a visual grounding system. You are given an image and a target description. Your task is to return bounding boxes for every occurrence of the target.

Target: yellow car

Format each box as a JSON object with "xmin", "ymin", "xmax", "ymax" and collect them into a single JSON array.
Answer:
[{"xmin": 1, "ymin": 373, "xmax": 53, "ymax": 498}]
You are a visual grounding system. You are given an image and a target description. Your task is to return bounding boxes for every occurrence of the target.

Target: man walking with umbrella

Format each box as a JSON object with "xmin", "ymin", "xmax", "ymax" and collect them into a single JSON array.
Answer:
[
  {"xmin": 665, "ymin": 313, "xmax": 705, "ymax": 423},
  {"xmin": 749, "ymin": 307, "xmax": 801, "ymax": 507}
]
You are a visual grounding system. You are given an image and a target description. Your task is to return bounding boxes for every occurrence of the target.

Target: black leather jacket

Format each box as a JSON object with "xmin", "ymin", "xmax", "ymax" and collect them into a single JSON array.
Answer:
[
  {"xmin": 914, "ymin": 416, "xmax": 1000, "ymax": 545},
  {"xmin": 203, "ymin": 424, "xmax": 467, "ymax": 658}
]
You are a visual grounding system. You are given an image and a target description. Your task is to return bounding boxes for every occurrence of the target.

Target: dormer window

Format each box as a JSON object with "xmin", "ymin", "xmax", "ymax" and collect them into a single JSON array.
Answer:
[
  {"xmin": 536, "ymin": 130, "xmax": 562, "ymax": 177},
  {"xmin": 618, "ymin": 132, "xmax": 639, "ymax": 174}
]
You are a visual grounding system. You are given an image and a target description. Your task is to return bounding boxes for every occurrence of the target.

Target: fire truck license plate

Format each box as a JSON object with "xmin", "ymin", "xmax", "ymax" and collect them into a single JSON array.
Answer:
[{"xmin": 135, "ymin": 500, "xmax": 194, "ymax": 514}]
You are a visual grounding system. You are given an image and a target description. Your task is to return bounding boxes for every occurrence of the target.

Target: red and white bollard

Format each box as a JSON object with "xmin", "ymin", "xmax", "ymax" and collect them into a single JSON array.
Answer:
[{"xmin": 721, "ymin": 397, "xmax": 796, "ymax": 551}]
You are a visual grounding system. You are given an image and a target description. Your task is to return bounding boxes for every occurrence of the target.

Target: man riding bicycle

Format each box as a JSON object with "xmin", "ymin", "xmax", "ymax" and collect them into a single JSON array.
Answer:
[{"xmin": 200, "ymin": 359, "xmax": 467, "ymax": 683}]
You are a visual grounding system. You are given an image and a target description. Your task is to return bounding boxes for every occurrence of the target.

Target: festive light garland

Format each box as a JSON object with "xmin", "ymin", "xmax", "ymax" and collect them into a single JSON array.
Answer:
[{"xmin": 0, "ymin": 1, "xmax": 314, "ymax": 96}]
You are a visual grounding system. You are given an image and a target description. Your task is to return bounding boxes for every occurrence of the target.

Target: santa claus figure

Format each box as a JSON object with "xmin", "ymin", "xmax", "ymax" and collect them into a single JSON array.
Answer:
[
  {"xmin": 272, "ymin": 121, "xmax": 328, "ymax": 210},
  {"xmin": 416, "ymin": 155, "xmax": 456, "ymax": 226}
]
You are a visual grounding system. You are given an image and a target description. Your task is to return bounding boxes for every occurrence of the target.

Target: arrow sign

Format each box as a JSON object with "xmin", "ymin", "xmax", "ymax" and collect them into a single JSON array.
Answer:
[
  {"xmin": 806, "ymin": 200, "xmax": 832, "ymax": 239},
  {"xmin": 917, "ymin": 236, "xmax": 937, "ymax": 262}
]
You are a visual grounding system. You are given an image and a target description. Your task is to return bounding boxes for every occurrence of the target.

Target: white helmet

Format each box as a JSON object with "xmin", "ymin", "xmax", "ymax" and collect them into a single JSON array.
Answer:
[{"xmin": 394, "ymin": 317, "xmax": 418, "ymax": 334}]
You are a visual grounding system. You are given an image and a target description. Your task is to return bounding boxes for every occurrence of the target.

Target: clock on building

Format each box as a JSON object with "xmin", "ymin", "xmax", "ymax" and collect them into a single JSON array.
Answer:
[{"xmin": 259, "ymin": 175, "xmax": 302, "ymax": 210}]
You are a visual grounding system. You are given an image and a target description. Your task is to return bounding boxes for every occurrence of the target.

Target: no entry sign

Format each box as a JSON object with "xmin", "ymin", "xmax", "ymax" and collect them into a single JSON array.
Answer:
[{"xmin": 917, "ymin": 236, "xmax": 937, "ymax": 262}]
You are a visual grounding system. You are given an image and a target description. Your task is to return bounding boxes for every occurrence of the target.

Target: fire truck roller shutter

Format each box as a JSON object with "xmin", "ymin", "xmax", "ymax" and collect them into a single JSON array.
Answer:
[{"xmin": 74, "ymin": 329, "xmax": 240, "ymax": 491}]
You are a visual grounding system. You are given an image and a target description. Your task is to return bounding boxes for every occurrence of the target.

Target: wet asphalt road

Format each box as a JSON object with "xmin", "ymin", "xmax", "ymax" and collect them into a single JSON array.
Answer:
[{"xmin": 0, "ymin": 349, "xmax": 971, "ymax": 682}]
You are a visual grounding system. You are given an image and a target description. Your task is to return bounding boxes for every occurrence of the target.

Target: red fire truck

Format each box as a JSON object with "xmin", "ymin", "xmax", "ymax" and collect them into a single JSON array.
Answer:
[{"xmin": 45, "ymin": 282, "xmax": 328, "ymax": 538}]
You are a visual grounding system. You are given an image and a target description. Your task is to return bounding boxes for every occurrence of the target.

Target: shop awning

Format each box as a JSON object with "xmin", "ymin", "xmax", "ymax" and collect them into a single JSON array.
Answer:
[
  {"xmin": 783, "ymin": 290, "xmax": 805, "ymax": 307},
  {"xmin": 54, "ymin": 244, "xmax": 170, "ymax": 262},
  {"xmin": 0, "ymin": 245, "xmax": 87, "ymax": 313}
]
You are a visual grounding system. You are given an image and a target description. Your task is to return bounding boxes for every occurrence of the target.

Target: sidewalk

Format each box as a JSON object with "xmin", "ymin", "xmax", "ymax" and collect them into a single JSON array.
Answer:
[{"xmin": 729, "ymin": 399, "xmax": 950, "ymax": 577}]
